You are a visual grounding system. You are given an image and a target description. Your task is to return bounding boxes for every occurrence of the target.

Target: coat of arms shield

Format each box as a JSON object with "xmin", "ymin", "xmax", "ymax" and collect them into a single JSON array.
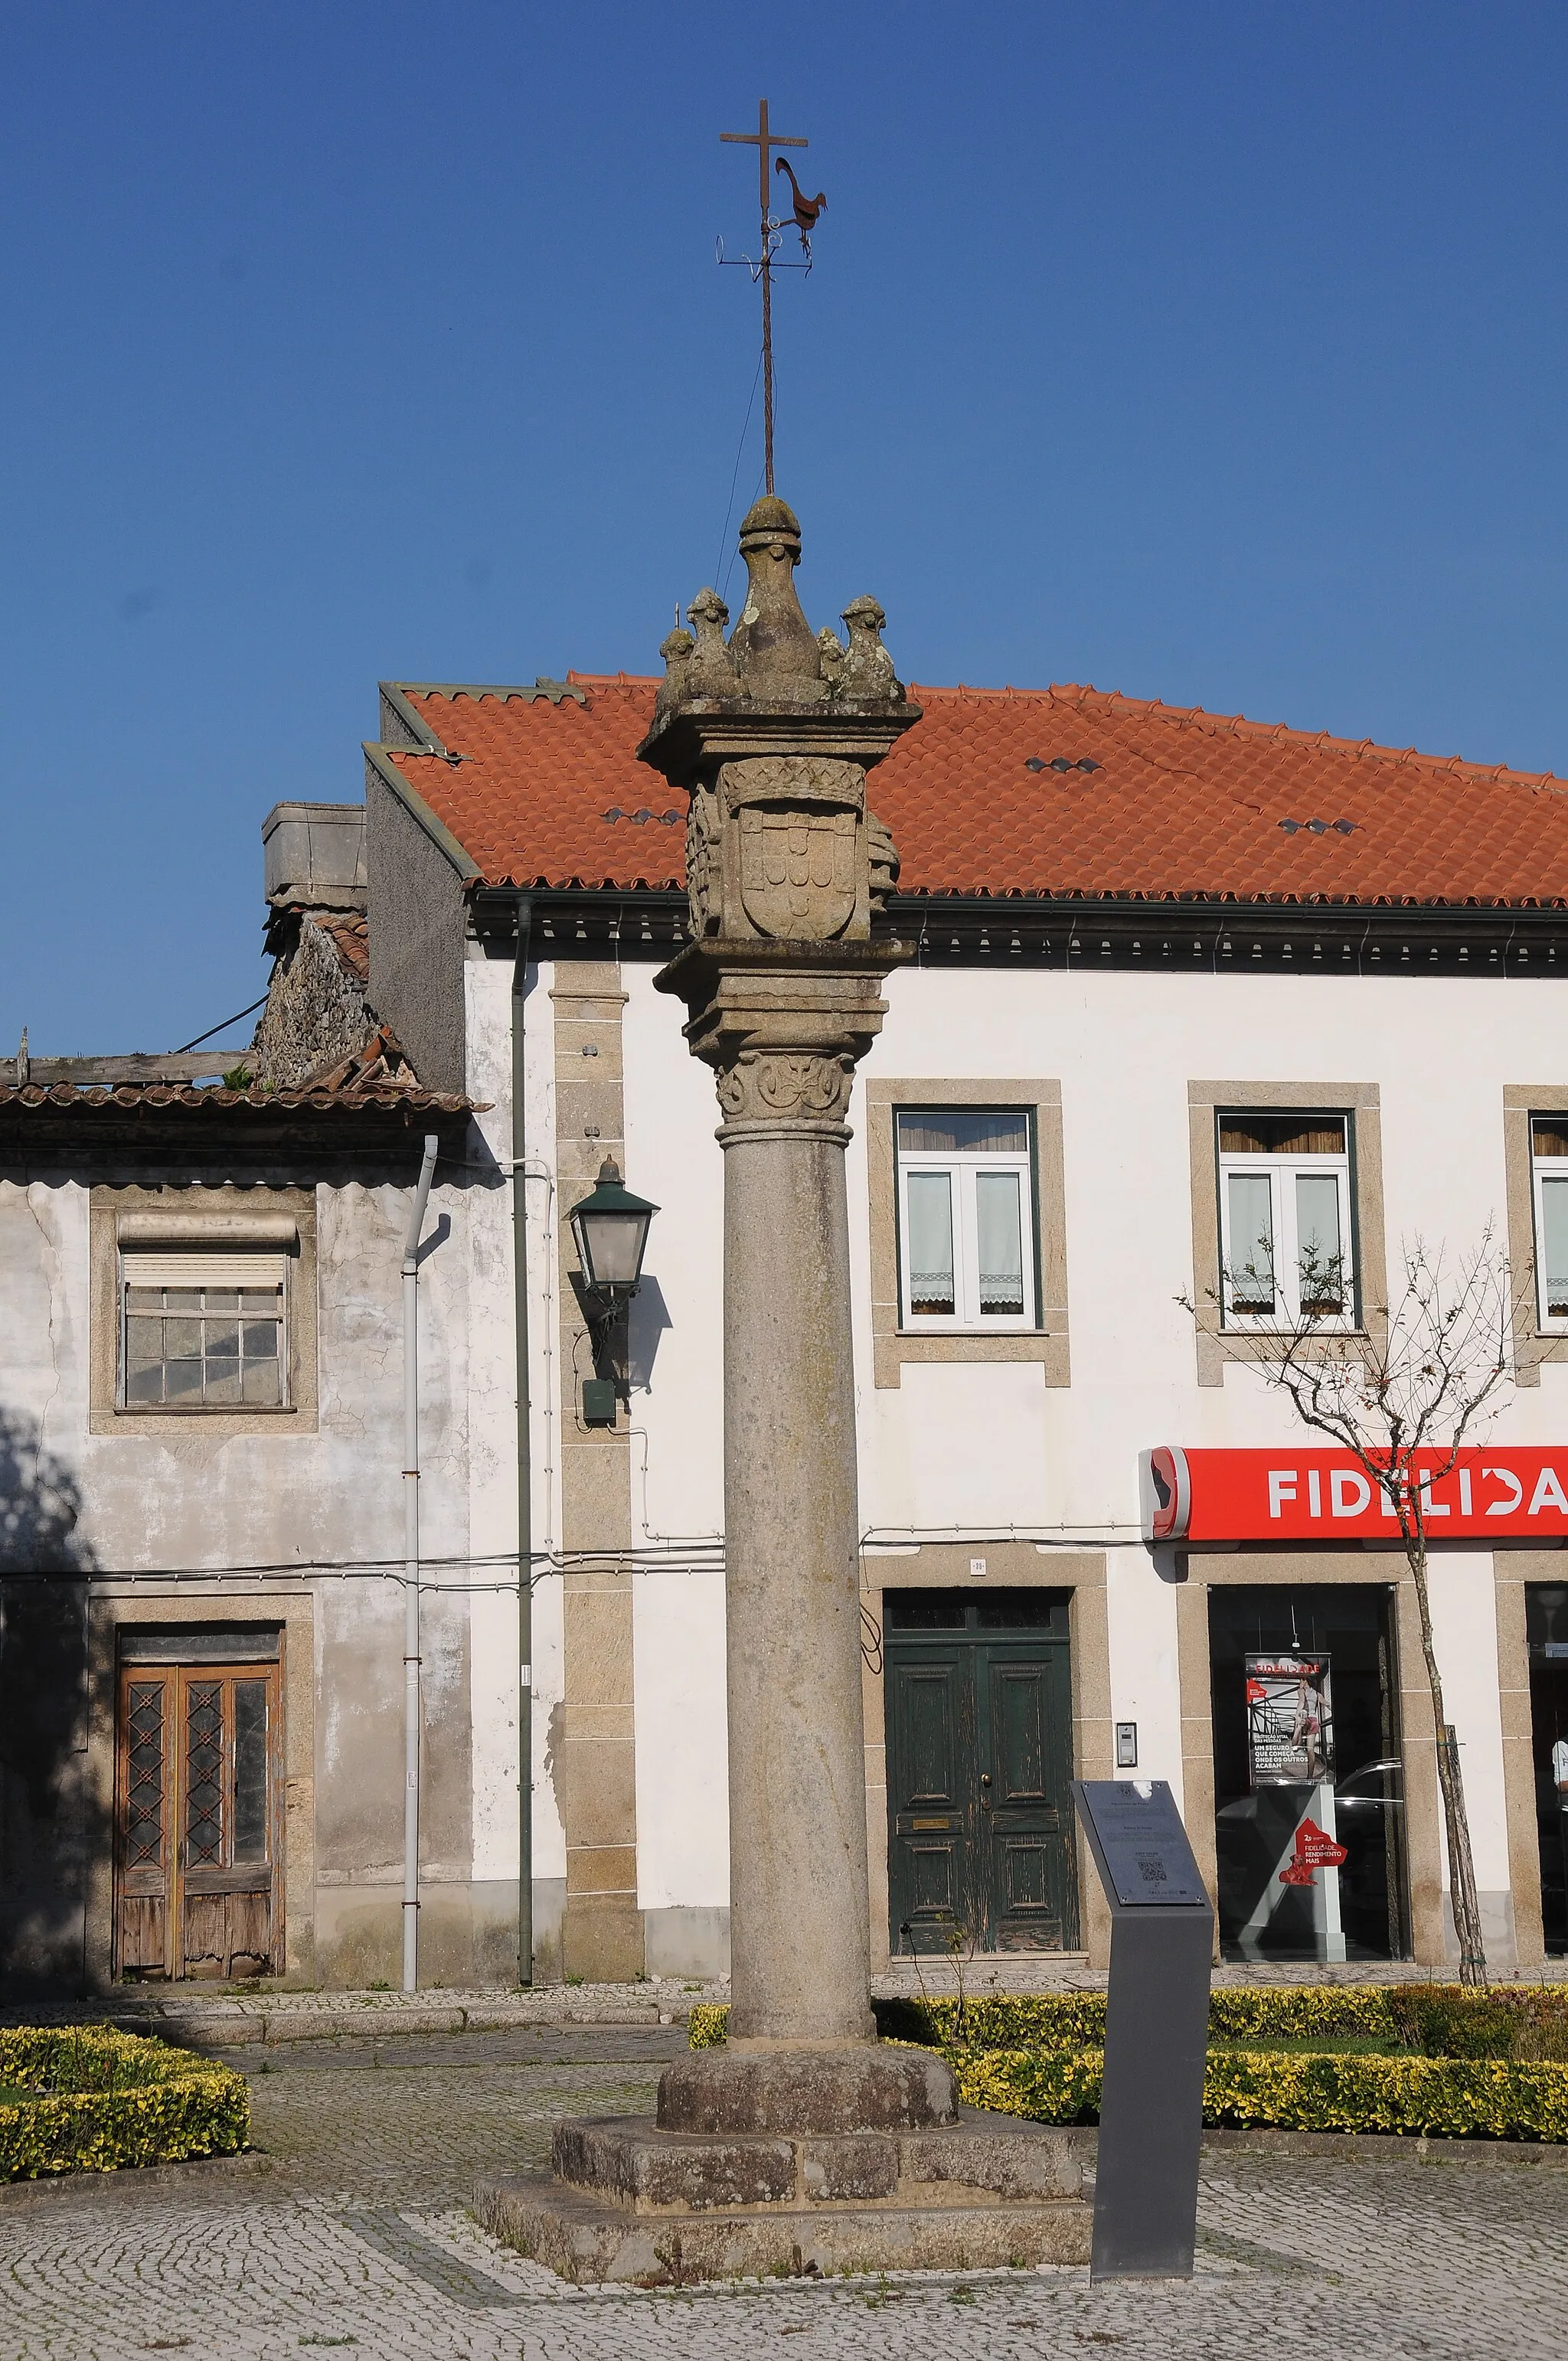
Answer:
[{"xmin": 738, "ymin": 807, "xmax": 858, "ymax": 939}]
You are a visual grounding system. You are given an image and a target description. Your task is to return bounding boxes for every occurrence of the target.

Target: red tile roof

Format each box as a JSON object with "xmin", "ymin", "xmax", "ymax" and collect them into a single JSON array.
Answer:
[
  {"xmin": 0, "ymin": 1080, "xmax": 470, "ymax": 1114},
  {"xmin": 383, "ymin": 677, "xmax": 1568, "ymax": 909},
  {"xmin": 0, "ymin": 1024, "xmax": 472, "ymax": 1115}
]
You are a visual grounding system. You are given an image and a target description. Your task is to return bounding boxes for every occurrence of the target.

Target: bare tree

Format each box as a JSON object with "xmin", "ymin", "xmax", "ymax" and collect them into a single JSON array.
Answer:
[{"xmin": 1184, "ymin": 1228, "xmax": 1518, "ymax": 1987}]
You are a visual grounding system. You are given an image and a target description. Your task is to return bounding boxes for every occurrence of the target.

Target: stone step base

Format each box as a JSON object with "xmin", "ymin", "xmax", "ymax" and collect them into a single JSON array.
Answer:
[
  {"xmin": 552, "ymin": 2109, "xmax": 1091, "ymax": 2210},
  {"xmin": 478, "ymin": 2171, "xmax": 1093, "ymax": 2284}
]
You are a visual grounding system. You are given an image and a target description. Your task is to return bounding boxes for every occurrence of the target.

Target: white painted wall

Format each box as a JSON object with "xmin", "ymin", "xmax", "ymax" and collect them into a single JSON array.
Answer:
[
  {"xmin": 541, "ymin": 953, "xmax": 1568, "ymax": 1931},
  {"xmin": 463, "ymin": 956, "xmax": 523, "ymax": 1889},
  {"xmin": 619, "ymin": 967, "xmax": 730, "ymax": 1915},
  {"xmin": 0, "ymin": 1147, "xmax": 496, "ymax": 1978}
]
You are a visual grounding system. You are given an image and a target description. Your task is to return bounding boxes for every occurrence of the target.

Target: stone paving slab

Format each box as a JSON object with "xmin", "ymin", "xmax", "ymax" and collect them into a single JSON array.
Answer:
[
  {"xmin": 201, "ymin": 2026, "xmax": 696, "ymax": 2075},
  {"xmin": 0, "ymin": 1979, "xmax": 728, "ymax": 2044}
]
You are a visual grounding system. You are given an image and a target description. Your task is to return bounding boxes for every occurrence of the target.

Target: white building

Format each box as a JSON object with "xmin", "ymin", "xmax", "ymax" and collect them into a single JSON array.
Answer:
[{"xmin": 358, "ymin": 655, "xmax": 1568, "ymax": 1984}]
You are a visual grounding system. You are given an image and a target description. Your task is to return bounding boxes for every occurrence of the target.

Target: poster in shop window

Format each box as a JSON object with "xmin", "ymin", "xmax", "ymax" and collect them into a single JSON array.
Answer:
[{"xmin": 1244, "ymin": 1654, "xmax": 1334, "ymax": 1788}]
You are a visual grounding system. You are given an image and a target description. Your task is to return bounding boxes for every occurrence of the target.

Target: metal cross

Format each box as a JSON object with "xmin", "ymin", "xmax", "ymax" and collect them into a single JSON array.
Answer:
[{"xmin": 720, "ymin": 99, "xmax": 808, "ymax": 496}]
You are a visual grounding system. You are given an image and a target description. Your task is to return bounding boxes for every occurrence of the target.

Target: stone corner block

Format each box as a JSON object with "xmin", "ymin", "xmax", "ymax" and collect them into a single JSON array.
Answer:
[{"xmin": 657, "ymin": 2044, "xmax": 958, "ymax": 2136}]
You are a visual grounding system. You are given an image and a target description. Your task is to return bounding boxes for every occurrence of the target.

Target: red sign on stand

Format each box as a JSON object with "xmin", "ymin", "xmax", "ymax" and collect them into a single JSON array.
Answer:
[
  {"xmin": 1142, "ymin": 1445, "xmax": 1568, "ymax": 1543},
  {"xmin": 1279, "ymin": 1817, "xmax": 1348, "ymax": 1887}
]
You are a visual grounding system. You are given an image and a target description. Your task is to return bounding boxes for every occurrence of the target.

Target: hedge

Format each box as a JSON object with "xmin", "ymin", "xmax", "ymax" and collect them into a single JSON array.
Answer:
[
  {"xmin": 0, "ymin": 2026, "xmax": 250, "ymax": 2180},
  {"xmin": 687, "ymin": 1986, "xmax": 1568, "ymax": 2140},
  {"xmin": 952, "ymin": 2043, "xmax": 1568, "ymax": 2143}
]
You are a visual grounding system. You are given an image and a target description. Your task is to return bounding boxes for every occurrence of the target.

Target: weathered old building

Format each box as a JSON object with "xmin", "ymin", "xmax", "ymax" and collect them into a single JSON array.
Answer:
[{"xmin": 0, "ymin": 841, "xmax": 490, "ymax": 1997}]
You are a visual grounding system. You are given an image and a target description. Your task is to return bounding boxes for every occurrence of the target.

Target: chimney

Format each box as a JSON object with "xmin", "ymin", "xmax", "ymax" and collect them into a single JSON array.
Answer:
[{"xmin": 262, "ymin": 802, "xmax": 368, "ymax": 911}]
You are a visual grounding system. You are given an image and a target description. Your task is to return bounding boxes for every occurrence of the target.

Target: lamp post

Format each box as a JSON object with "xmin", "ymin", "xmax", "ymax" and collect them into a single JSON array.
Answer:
[{"xmin": 567, "ymin": 1158, "xmax": 657, "ymax": 1424}]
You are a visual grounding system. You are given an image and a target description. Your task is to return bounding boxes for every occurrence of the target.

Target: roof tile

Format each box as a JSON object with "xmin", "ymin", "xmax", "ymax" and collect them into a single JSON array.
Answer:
[{"xmin": 383, "ymin": 677, "xmax": 1568, "ymax": 908}]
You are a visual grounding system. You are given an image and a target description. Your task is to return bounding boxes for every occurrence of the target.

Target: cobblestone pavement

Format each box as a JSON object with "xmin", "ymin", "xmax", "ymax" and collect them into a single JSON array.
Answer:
[{"xmin": 3, "ymin": 2030, "xmax": 1566, "ymax": 2359}]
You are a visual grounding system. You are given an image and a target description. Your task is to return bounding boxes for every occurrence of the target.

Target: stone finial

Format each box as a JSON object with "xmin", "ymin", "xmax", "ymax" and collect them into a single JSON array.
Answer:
[
  {"xmin": 815, "ymin": 625, "xmax": 845, "ymax": 688},
  {"xmin": 654, "ymin": 625, "xmax": 695, "ymax": 719},
  {"xmin": 684, "ymin": 588, "xmax": 737, "ymax": 701},
  {"xmin": 728, "ymin": 495, "xmax": 826, "ymax": 702},
  {"xmin": 836, "ymin": 596, "xmax": 903, "ymax": 704}
]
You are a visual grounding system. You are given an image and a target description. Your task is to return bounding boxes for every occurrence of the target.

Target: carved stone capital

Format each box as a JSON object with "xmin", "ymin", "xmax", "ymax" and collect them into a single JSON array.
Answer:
[
  {"xmin": 654, "ymin": 938, "xmax": 911, "ymax": 1138},
  {"xmin": 715, "ymin": 1051, "xmax": 856, "ymax": 1129}
]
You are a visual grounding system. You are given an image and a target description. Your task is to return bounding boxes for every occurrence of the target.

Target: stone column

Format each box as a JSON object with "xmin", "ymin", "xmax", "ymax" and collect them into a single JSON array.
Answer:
[
  {"xmin": 477, "ymin": 498, "xmax": 1095, "ymax": 2279},
  {"xmin": 643, "ymin": 498, "xmax": 942, "ymax": 2121},
  {"xmin": 697, "ymin": 950, "xmax": 894, "ymax": 2046},
  {"xmin": 723, "ymin": 1086, "xmax": 866, "ymax": 2043}
]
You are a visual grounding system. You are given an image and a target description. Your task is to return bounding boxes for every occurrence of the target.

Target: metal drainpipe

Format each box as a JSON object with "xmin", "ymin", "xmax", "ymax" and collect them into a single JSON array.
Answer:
[
  {"xmin": 512, "ymin": 893, "xmax": 534, "ymax": 1987},
  {"xmin": 401, "ymin": 1132, "xmax": 439, "ymax": 1994}
]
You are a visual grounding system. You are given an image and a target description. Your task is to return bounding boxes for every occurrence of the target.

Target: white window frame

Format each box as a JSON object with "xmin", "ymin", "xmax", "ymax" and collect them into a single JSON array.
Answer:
[
  {"xmin": 117, "ymin": 1248, "xmax": 291, "ymax": 1414},
  {"xmin": 1217, "ymin": 1116, "xmax": 1356, "ymax": 1331},
  {"xmin": 895, "ymin": 1109, "xmax": 1037, "ymax": 1332},
  {"xmin": 1530, "ymin": 1120, "xmax": 1568, "ymax": 1331}
]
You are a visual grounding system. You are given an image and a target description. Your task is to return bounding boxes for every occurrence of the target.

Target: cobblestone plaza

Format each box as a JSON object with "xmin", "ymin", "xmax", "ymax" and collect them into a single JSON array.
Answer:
[{"xmin": 2, "ymin": 2023, "xmax": 1565, "ymax": 2359}]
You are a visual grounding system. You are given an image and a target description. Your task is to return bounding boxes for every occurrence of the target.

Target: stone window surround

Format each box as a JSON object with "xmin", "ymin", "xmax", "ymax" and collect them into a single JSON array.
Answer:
[
  {"xmin": 860, "ymin": 1543, "xmax": 1112, "ymax": 1970},
  {"xmin": 90, "ymin": 1185, "xmax": 318, "ymax": 1438},
  {"xmin": 1501, "ymin": 1086, "xmax": 1568, "ymax": 1386},
  {"xmin": 83, "ymin": 1588, "xmax": 316, "ymax": 1991},
  {"xmin": 865, "ymin": 1079, "xmax": 1070, "ymax": 1392},
  {"xmin": 1188, "ymin": 1079, "xmax": 1388, "ymax": 1388}
]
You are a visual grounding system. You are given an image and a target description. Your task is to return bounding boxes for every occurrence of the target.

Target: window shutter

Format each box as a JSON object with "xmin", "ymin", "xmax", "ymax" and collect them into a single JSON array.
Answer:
[{"xmin": 120, "ymin": 1249, "xmax": 289, "ymax": 1289}]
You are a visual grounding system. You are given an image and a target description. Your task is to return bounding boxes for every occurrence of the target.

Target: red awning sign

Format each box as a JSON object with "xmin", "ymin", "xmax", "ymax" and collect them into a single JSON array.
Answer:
[{"xmin": 1142, "ymin": 1445, "xmax": 1568, "ymax": 1543}]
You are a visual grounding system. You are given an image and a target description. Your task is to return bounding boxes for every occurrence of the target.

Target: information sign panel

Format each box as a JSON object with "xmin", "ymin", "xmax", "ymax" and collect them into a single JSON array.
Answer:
[
  {"xmin": 1072, "ymin": 1778, "xmax": 1214, "ymax": 2282},
  {"xmin": 1075, "ymin": 1779, "xmax": 1210, "ymax": 1907}
]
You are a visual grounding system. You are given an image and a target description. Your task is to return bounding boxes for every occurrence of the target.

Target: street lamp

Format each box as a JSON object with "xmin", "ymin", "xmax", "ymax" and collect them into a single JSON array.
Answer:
[{"xmin": 567, "ymin": 1158, "xmax": 658, "ymax": 1423}]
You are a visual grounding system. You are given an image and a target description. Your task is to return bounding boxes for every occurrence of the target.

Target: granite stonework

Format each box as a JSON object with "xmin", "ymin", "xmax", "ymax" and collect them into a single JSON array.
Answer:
[
  {"xmin": 486, "ymin": 498, "xmax": 1093, "ymax": 2277},
  {"xmin": 656, "ymin": 2043, "xmax": 957, "ymax": 2134},
  {"xmin": 477, "ymin": 2107, "xmax": 1094, "ymax": 2281}
]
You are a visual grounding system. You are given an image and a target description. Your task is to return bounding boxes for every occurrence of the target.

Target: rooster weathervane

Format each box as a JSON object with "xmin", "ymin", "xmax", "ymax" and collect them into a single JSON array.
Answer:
[{"xmin": 718, "ymin": 100, "xmax": 826, "ymax": 497}]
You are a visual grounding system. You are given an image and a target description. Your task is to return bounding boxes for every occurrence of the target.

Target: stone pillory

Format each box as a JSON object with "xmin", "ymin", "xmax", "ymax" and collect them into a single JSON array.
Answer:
[
  {"xmin": 642, "ymin": 494, "xmax": 918, "ymax": 2072},
  {"xmin": 478, "ymin": 499, "xmax": 1095, "ymax": 2277}
]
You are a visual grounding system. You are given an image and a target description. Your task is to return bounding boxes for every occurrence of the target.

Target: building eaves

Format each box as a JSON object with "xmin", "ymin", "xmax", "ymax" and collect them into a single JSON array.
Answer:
[{"xmin": 0, "ymin": 1080, "xmax": 473, "ymax": 1114}]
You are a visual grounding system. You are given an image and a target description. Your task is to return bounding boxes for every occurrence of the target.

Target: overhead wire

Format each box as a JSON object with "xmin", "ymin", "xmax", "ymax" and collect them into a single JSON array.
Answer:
[
  {"xmin": 713, "ymin": 345, "xmax": 765, "ymax": 593},
  {"xmin": 169, "ymin": 995, "xmax": 270, "ymax": 1056},
  {"xmin": 0, "ymin": 1520, "xmax": 1148, "ymax": 1589}
]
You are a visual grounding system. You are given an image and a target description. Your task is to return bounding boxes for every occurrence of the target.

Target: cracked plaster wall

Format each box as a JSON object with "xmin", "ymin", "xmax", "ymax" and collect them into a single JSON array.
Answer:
[{"xmin": 0, "ymin": 1158, "xmax": 504, "ymax": 1994}]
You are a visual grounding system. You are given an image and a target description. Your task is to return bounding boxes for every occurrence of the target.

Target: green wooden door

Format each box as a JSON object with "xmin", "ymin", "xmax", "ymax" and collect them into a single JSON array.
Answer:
[
  {"xmin": 978, "ymin": 1646, "xmax": 1077, "ymax": 1951},
  {"xmin": 885, "ymin": 1589, "xmax": 1079, "ymax": 1955}
]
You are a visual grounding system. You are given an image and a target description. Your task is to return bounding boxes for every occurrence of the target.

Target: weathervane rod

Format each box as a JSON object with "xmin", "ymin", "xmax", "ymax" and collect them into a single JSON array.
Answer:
[{"xmin": 720, "ymin": 98, "xmax": 808, "ymax": 498}]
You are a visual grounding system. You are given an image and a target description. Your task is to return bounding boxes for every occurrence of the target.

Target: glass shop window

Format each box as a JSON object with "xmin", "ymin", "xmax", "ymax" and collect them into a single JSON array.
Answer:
[
  {"xmin": 895, "ymin": 1109, "xmax": 1037, "ymax": 1331},
  {"xmin": 1530, "ymin": 1121, "xmax": 1568, "ymax": 1328},
  {"xmin": 1217, "ymin": 1113, "xmax": 1355, "ymax": 1328},
  {"xmin": 119, "ymin": 1249, "xmax": 287, "ymax": 1411},
  {"xmin": 1527, "ymin": 1584, "xmax": 1568, "ymax": 1955},
  {"xmin": 1208, "ymin": 1585, "xmax": 1407, "ymax": 1965}
]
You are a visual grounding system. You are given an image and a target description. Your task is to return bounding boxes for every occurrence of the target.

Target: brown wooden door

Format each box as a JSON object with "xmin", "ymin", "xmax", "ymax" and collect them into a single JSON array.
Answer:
[{"xmin": 114, "ymin": 1661, "xmax": 283, "ymax": 1980}]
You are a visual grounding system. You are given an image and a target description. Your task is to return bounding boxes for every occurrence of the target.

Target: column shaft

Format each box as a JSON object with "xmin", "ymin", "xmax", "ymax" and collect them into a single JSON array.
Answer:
[{"xmin": 720, "ymin": 1117, "xmax": 875, "ymax": 2046}]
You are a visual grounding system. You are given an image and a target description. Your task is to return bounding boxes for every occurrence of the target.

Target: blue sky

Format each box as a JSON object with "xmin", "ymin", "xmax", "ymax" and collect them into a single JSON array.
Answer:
[{"xmin": 5, "ymin": 3, "xmax": 1568, "ymax": 1053}]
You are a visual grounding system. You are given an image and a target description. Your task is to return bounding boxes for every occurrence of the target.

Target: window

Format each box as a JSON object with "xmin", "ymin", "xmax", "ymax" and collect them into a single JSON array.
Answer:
[
  {"xmin": 896, "ymin": 1109, "xmax": 1036, "ymax": 1330},
  {"xmin": 1217, "ymin": 1114, "xmax": 1354, "ymax": 1328},
  {"xmin": 1531, "ymin": 1119, "xmax": 1568, "ymax": 1327},
  {"xmin": 119, "ymin": 1250, "xmax": 288, "ymax": 1411}
]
